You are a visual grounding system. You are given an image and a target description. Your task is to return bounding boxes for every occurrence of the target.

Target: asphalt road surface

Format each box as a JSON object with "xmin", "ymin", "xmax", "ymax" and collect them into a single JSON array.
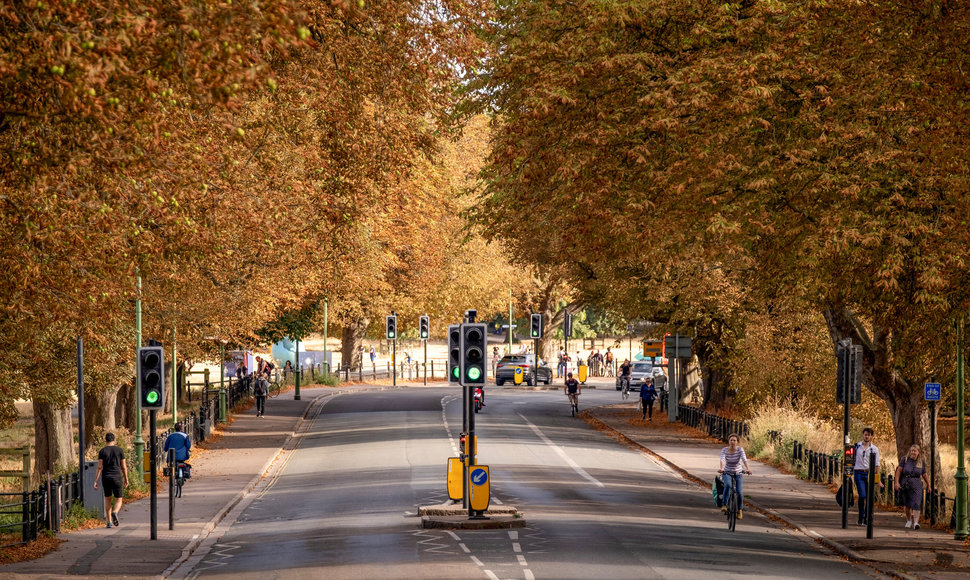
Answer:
[{"xmin": 185, "ymin": 386, "xmax": 879, "ymax": 579}]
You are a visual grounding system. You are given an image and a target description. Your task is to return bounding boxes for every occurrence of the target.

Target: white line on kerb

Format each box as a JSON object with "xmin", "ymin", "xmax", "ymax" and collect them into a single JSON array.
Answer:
[
  {"xmin": 525, "ymin": 569, "xmax": 536, "ymax": 580},
  {"xmin": 518, "ymin": 413, "xmax": 605, "ymax": 487}
]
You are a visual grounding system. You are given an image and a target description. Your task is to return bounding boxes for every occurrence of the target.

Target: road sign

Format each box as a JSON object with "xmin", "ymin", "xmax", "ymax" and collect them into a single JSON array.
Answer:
[
  {"xmin": 447, "ymin": 457, "xmax": 462, "ymax": 501},
  {"xmin": 642, "ymin": 340, "xmax": 662, "ymax": 358},
  {"xmin": 471, "ymin": 467, "xmax": 488, "ymax": 486},
  {"xmin": 469, "ymin": 465, "xmax": 490, "ymax": 511},
  {"xmin": 925, "ymin": 383, "xmax": 942, "ymax": 401},
  {"xmin": 663, "ymin": 335, "xmax": 692, "ymax": 359},
  {"xmin": 514, "ymin": 366, "xmax": 523, "ymax": 385}
]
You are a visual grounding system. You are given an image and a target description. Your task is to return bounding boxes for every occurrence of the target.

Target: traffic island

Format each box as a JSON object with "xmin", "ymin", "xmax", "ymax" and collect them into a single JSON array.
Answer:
[{"xmin": 419, "ymin": 502, "xmax": 526, "ymax": 529}]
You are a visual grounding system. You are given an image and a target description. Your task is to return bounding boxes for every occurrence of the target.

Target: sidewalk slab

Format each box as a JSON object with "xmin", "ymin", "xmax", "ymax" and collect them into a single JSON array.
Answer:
[{"xmin": 586, "ymin": 404, "xmax": 970, "ymax": 579}]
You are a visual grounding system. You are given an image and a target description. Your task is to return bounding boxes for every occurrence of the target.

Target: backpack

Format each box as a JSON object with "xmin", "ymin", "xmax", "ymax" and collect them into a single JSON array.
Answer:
[
  {"xmin": 254, "ymin": 379, "xmax": 268, "ymax": 397},
  {"xmin": 713, "ymin": 475, "xmax": 725, "ymax": 507}
]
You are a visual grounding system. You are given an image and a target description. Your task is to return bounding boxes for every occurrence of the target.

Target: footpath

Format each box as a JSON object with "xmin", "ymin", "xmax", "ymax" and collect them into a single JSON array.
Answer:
[
  {"xmin": 586, "ymin": 404, "xmax": 970, "ymax": 580},
  {"xmin": 2, "ymin": 382, "xmax": 969, "ymax": 579}
]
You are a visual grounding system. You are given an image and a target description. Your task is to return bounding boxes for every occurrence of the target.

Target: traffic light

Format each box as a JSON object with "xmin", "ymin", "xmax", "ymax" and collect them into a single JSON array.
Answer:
[
  {"xmin": 419, "ymin": 315, "xmax": 430, "ymax": 340},
  {"xmin": 386, "ymin": 315, "xmax": 397, "ymax": 340},
  {"xmin": 530, "ymin": 313, "xmax": 543, "ymax": 339},
  {"xmin": 563, "ymin": 311, "xmax": 573, "ymax": 338},
  {"xmin": 843, "ymin": 444, "xmax": 856, "ymax": 475},
  {"xmin": 138, "ymin": 346, "xmax": 165, "ymax": 409},
  {"xmin": 836, "ymin": 342, "xmax": 862, "ymax": 404},
  {"xmin": 460, "ymin": 323, "xmax": 487, "ymax": 384},
  {"xmin": 448, "ymin": 324, "xmax": 460, "ymax": 384}
]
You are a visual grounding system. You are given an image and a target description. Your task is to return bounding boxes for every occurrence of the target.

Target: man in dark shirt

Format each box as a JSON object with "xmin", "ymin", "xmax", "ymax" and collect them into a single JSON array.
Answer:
[
  {"xmin": 564, "ymin": 372, "xmax": 581, "ymax": 415},
  {"xmin": 94, "ymin": 433, "xmax": 128, "ymax": 528}
]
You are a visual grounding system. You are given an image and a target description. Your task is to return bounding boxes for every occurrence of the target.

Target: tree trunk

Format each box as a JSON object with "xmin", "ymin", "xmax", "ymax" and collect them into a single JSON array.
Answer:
[
  {"xmin": 84, "ymin": 386, "xmax": 119, "ymax": 450},
  {"xmin": 823, "ymin": 305, "xmax": 931, "ymax": 462},
  {"xmin": 341, "ymin": 317, "xmax": 369, "ymax": 370},
  {"xmin": 32, "ymin": 401, "xmax": 76, "ymax": 479},
  {"xmin": 117, "ymin": 379, "xmax": 135, "ymax": 433}
]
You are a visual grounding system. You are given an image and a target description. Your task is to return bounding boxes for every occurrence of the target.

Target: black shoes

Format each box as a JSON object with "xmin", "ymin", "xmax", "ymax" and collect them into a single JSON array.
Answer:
[{"xmin": 112, "ymin": 513, "xmax": 120, "ymax": 527}]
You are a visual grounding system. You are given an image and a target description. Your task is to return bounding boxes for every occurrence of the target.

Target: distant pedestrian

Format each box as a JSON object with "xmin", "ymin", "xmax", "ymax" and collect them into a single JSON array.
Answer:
[
  {"xmin": 640, "ymin": 379, "xmax": 658, "ymax": 421},
  {"xmin": 369, "ymin": 346, "xmax": 376, "ymax": 365},
  {"xmin": 93, "ymin": 433, "xmax": 128, "ymax": 528},
  {"xmin": 605, "ymin": 349, "xmax": 615, "ymax": 376},
  {"xmin": 895, "ymin": 444, "xmax": 930, "ymax": 529},
  {"xmin": 853, "ymin": 427, "xmax": 884, "ymax": 526},
  {"xmin": 253, "ymin": 375, "xmax": 268, "ymax": 417}
]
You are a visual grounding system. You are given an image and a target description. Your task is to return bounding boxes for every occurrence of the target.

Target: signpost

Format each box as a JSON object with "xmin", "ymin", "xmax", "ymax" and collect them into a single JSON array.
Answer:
[
  {"xmin": 664, "ymin": 335, "xmax": 691, "ymax": 423},
  {"xmin": 836, "ymin": 339, "xmax": 861, "ymax": 529},
  {"xmin": 926, "ymin": 382, "xmax": 941, "ymax": 524}
]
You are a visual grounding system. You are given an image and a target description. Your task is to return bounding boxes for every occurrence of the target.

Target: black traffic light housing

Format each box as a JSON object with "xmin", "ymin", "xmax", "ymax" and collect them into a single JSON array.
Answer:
[
  {"xmin": 563, "ymin": 311, "xmax": 573, "ymax": 338},
  {"xmin": 530, "ymin": 313, "xmax": 543, "ymax": 339},
  {"xmin": 419, "ymin": 315, "xmax": 430, "ymax": 340},
  {"xmin": 386, "ymin": 314, "xmax": 398, "ymax": 340},
  {"xmin": 448, "ymin": 324, "xmax": 460, "ymax": 384},
  {"xmin": 138, "ymin": 346, "xmax": 165, "ymax": 409},
  {"xmin": 836, "ymin": 343, "xmax": 862, "ymax": 404},
  {"xmin": 460, "ymin": 323, "xmax": 487, "ymax": 385}
]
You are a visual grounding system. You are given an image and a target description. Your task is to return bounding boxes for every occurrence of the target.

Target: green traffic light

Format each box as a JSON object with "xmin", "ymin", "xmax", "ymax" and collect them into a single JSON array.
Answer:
[
  {"xmin": 452, "ymin": 367, "xmax": 459, "ymax": 379},
  {"xmin": 467, "ymin": 367, "xmax": 482, "ymax": 381},
  {"xmin": 146, "ymin": 391, "xmax": 159, "ymax": 404},
  {"xmin": 388, "ymin": 332, "xmax": 395, "ymax": 339}
]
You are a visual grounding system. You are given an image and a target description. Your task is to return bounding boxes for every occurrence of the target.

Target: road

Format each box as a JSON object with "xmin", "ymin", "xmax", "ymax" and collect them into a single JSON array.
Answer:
[{"xmin": 184, "ymin": 386, "xmax": 878, "ymax": 579}]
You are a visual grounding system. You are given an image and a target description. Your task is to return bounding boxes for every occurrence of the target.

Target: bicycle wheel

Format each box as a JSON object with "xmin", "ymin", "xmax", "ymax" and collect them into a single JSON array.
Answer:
[
  {"xmin": 727, "ymin": 491, "xmax": 738, "ymax": 531},
  {"xmin": 271, "ymin": 381, "xmax": 282, "ymax": 398}
]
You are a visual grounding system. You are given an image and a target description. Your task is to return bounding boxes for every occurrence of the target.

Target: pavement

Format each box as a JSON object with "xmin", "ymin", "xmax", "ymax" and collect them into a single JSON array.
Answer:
[{"xmin": 2, "ymin": 379, "xmax": 969, "ymax": 579}]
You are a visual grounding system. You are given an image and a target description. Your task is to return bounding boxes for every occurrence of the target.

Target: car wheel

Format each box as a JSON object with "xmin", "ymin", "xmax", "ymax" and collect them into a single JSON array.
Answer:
[
  {"xmin": 544, "ymin": 374, "xmax": 552, "ymax": 385},
  {"xmin": 526, "ymin": 375, "xmax": 534, "ymax": 386},
  {"xmin": 496, "ymin": 379, "xmax": 504, "ymax": 386}
]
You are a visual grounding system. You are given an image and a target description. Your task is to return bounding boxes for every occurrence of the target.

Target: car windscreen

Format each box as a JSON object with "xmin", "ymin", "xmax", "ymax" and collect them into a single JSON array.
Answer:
[
  {"xmin": 632, "ymin": 363, "xmax": 653, "ymax": 373},
  {"xmin": 499, "ymin": 356, "xmax": 529, "ymax": 364}
]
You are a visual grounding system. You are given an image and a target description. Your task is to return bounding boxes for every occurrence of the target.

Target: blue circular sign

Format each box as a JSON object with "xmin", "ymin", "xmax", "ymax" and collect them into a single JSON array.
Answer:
[{"xmin": 471, "ymin": 468, "xmax": 488, "ymax": 486}]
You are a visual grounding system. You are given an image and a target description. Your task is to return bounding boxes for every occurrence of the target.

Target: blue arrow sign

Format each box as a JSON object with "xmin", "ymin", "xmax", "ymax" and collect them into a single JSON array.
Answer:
[
  {"xmin": 471, "ymin": 468, "xmax": 488, "ymax": 486},
  {"xmin": 925, "ymin": 383, "xmax": 941, "ymax": 401}
]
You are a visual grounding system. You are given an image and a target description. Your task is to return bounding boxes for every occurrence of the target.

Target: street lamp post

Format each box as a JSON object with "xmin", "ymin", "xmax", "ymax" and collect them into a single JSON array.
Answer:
[{"xmin": 956, "ymin": 316, "xmax": 968, "ymax": 540}]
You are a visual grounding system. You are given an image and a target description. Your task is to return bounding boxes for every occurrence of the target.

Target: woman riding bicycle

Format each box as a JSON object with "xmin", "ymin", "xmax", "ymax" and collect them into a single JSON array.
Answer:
[{"xmin": 718, "ymin": 433, "xmax": 751, "ymax": 519}]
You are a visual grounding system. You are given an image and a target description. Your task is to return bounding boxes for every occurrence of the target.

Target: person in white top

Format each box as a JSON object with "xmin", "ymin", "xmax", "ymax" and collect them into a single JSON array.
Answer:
[
  {"xmin": 718, "ymin": 433, "xmax": 752, "ymax": 519},
  {"xmin": 852, "ymin": 426, "xmax": 884, "ymax": 525}
]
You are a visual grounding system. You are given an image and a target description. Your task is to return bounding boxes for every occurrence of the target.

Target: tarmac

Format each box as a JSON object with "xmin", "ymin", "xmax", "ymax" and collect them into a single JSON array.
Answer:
[{"xmin": 1, "ymin": 380, "xmax": 968, "ymax": 579}]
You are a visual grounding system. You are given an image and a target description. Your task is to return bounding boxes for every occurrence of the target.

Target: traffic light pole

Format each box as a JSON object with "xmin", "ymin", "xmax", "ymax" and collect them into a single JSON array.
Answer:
[
  {"xmin": 134, "ymin": 275, "xmax": 144, "ymax": 481},
  {"xmin": 533, "ymin": 338, "xmax": 538, "ymax": 383},
  {"xmin": 149, "ymin": 409, "xmax": 158, "ymax": 540},
  {"xmin": 392, "ymin": 339, "xmax": 397, "ymax": 387},
  {"xmin": 840, "ymin": 340, "xmax": 851, "ymax": 530},
  {"xmin": 423, "ymin": 339, "xmax": 427, "ymax": 386}
]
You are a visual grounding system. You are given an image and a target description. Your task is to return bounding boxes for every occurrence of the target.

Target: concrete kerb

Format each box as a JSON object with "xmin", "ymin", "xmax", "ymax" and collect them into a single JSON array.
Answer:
[{"xmin": 582, "ymin": 410, "xmax": 900, "ymax": 576}]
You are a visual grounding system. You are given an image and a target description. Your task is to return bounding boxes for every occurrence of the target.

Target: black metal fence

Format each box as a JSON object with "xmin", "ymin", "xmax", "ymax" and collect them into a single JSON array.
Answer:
[
  {"xmin": 0, "ymin": 472, "xmax": 81, "ymax": 548},
  {"xmin": 336, "ymin": 360, "xmax": 449, "ymax": 383},
  {"xmin": 677, "ymin": 404, "xmax": 749, "ymax": 442}
]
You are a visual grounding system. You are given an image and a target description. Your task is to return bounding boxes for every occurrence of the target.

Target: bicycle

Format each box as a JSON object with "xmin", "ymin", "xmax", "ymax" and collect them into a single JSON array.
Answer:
[
  {"xmin": 567, "ymin": 392, "xmax": 579, "ymax": 416},
  {"xmin": 620, "ymin": 377, "xmax": 631, "ymax": 400},
  {"xmin": 165, "ymin": 459, "xmax": 190, "ymax": 498},
  {"xmin": 719, "ymin": 470, "xmax": 751, "ymax": 531}
]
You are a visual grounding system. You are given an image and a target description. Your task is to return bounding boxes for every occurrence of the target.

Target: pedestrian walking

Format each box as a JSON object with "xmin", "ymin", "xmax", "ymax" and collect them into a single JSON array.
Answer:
[
  {"xmin": 894, "ymin": 444, "xmax": 930, "ymax": 529},
  {"xmin": 852, "ymin": 426, "xmax": 884, "ymax": 525},
  {"xmin": 93, "ymin": 433, "xmax": 128, "ymax": 528},
  {"xmin": 605, "ymin": 348, "xmax": 615, "ymax": 377},
  {"xmin": 254, "ymin": 375, "xmax": 268, "ymax": 417},
  {"xmin": 640, "ymin": 379, "xmax": 658, "ymax": 421},
  {"xmin": 369, "ymin": 346, "xmax": 376, "ymax": 365}
]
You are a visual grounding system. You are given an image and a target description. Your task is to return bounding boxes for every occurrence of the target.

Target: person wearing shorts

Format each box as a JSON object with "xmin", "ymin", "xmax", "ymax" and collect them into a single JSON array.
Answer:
[
  {"xmin": 94, "ymin": 433, "xmax": 129, "ymax": 528},
  {"xmin": 564, "ymin": 372, "xmax": 581, "ymax": 413}
]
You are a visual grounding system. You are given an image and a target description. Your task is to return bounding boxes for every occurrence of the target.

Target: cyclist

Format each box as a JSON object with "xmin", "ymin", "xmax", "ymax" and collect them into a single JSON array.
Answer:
[
  {"xmin": 563, "ymin": 372, "xmax": 581, "ymax": 415},
  {"xmin": 164, "ymin": 423, "xmax": 191, "ymax": 465},
  {"xmin": 618, "ymin": 358, "xmax": 632, "ymax": 391},
  {"xmin": 718, "ymin": 433, "xmax": 751, "ymax": 519}
]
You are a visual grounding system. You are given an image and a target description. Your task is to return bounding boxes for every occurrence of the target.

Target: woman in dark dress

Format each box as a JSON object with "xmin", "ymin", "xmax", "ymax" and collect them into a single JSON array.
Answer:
[{"xmin": 894, "ymin": 444, "xmax": 931, "ymax": 529}]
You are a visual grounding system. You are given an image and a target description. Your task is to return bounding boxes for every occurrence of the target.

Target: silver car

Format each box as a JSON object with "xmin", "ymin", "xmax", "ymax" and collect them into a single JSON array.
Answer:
[{"xmin": 616, "ymin": 361, "xmax": 655, "ymax": 390}]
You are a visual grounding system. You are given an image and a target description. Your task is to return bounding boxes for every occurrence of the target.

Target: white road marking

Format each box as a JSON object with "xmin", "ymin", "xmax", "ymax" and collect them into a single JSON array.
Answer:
[
  {"xmin": 445, "ymin": 530, "xmax": 460, "ymax": 541},
  {"xmin": 483, "ymin": 571, "xmax": 499, "ymax": 580},
  {"xmin": 508, "ymin": 531, "xmax": 518, "ymax": 540},
  {"xmin": 525, "ymin": 570, "xmax": 536, "ymax": 580},
  {"xmin": 459, "ymin": 543, "xmax": 470, "ymax": 553},
  {"xmin": 518, "ymin": 555, "xmax": 528, "ymax": 565},
  {"xmin": 512, "ymin": 542, "xmax": 522, "ymax": 553},
  {"xmin": 470, "ymin": 556, "xmax": 484, "ymax": 566},
  {"xmin": 518, "ymin": 413, "xmax": 605, "ymax": 487}
]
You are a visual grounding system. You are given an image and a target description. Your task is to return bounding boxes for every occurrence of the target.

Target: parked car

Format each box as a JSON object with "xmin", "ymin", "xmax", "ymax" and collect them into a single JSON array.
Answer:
[
  {"xmin": 616, "ymin": 361, "xmax": 655, "ymax": 390},
  {"xmin": 495, "ymin": 354, "xmax": 553, "ymax": 386}
]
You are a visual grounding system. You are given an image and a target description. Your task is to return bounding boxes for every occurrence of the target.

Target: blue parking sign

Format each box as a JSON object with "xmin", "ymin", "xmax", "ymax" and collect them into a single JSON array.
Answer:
[{"xmin": 925, "ymin": 383, "xmax": 941, "ymax": 401}]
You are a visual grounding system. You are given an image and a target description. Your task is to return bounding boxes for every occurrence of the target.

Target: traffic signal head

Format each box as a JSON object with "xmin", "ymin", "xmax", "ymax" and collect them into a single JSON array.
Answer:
[
  {"xmin": 460, "ymin": 323, "xmax": 487, "ymax": 384},
  {"xmin": 419, "ymin": 315, "xmax": 430, "ymax": 340},
  {"xmin": 138, "ymin": 346, "xmax": 165, "ymax": 409},
  {"xmin": 563, "ymin": 312, "xmax": 573, "ymax": 338},
  {"xmin": 530, "ymin": 313, "xmax": 543, "ymax": 339},
  {"xmin": 386, "ymin": 315, "xmax": 397, "ymax": 340},
  {"xmin": 448, "ymin": 324, "xmax": 460, "ymax": 384}
]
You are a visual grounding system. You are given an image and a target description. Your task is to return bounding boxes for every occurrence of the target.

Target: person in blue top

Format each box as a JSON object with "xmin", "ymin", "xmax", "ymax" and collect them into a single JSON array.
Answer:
[
  {"xmin": 163, "ymin": 423, "xmax": 192, "ymax": 462},
  {"xmin": 640, "ymin": 379, "xmax": 658, "ymax": 421}
]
